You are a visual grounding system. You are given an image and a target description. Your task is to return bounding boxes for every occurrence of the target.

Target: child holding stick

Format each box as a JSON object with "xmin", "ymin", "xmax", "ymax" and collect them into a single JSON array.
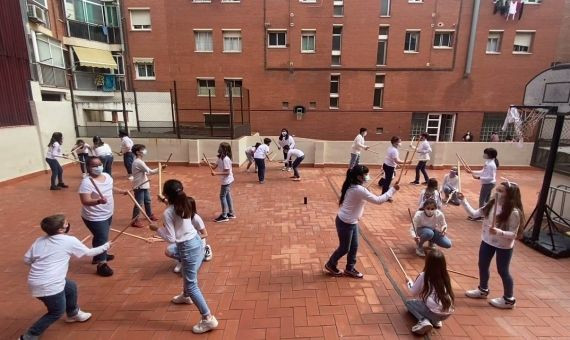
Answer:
[
  {"xmin": 131, "ymin": 144, "xmax": 162, "ymax": 228},
  {"xmin": 150, "ymin": 180, "xmax": 218, "ymax": 333},
  {"xmin": 245, "ymin": 143, "xmax": 261, "ymax": 173},
  {"xmin": 210, "ymin": 142, "xmax": 235, "ymax": 222},
  {"xmin": 277, "ymin": 128, "xmax": 295, "ymax": 171},
  {"xmin": 349, "ymin": 128, "xmax": 369, "ymax": 169},
  {"xmin": 71, "ymin": 139, "xmax": 91, "ymax": 176},
  {"xmin": 457, "ymin": 181, "xmax": 525, "ymax": 309},
  {"xmin": 253, "ymin": 138, "xmax": 272, "ymax": 184},
  {"xmin": 441, "ymin": 167, "xmax": 460, "ymax": 206},
  {"xmin": 325, "ymin": 165, "xmax": 399, "ymax": 278},
  {"xmin": 118, "ymin": 130, "xmax": 135, "ymax": 180},
  {"xmin": 92, "ymin": 136, "xmax": 114, "ymax": 176},
  {"xmin": 380, "ymin": 136, "xmax": 411, "ymax": 194},
  {"xmin": 283, "ymin": 145, "xmax": 305, "ymax": 181},
  {"xmin": 418, "ymin": 178, "xmax": 443, "ymax": 209},
  {"xmin": 410, "ymin": 132, "xmax": 432, "ymax": 185},
  {"xmin": 20, "ymin": 214, "xmax": 111, "ymax": 340},
  {"xmin": 405, "ymin": 249, "xmax": 455, "ymax": 335},
  {"xmin": 413, "ymin": 199, "xmax": 452, "ymax": 257},
  {"xmin": 465, "ymin": 148, "xmax": 499, "ymax": 220},
  {"xmin": 45, "ymin": 132, "xmax": 68, "ymax": 190}
]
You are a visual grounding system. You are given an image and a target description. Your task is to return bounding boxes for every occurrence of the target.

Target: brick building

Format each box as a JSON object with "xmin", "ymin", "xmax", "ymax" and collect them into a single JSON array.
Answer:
[{"xmin": 126, "ymin": 1, "xmax": 566, "ymax": 141}]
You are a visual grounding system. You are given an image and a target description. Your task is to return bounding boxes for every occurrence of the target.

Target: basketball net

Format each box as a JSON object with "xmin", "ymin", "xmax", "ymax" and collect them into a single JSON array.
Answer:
[{"xmin": 502, "ymin": 106, "xmax": 548, "ymax": 147}]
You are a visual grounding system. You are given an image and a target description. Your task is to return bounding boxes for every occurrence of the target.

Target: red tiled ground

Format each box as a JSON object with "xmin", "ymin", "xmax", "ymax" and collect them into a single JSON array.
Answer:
[{"xmin": 1, "ymin": 162, "xmax": 569, "ymax": 339}]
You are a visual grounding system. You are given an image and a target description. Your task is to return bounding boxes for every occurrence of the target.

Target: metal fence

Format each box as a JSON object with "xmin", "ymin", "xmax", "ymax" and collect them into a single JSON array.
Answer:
[{"xmin": 531, "ymin": 115, "xmax": 570, "ymax": 175}]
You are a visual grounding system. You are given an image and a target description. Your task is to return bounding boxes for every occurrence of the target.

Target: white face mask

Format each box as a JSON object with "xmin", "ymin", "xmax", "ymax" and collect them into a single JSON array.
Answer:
[
  {"xmin": 424, "ymin": 209, "xmax": 435, "ymax": 217},
  {"xmin": 396, "ymin": 142, "xmax": 402, "ymax": 148},
  {"xmin": 91, "ymin": 165, "xmax": 103, "ymax": 175},
  {"xmin": 281, "ymin": 132, "xmax": 286, "ymax": 136},
  {"xmin": 364, "ymin": 174, "xmax": 371, "ymax": 182},
  {"xmin": 142, "ymin": 149, "xmax": 148, "ymax": 155}
]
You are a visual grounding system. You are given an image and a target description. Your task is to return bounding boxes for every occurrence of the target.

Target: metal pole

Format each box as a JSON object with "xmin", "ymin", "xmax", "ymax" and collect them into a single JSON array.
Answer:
[
  {"xmin": 68, "ymin": 78, "xmax": 80, "ymax": 137},
  {"xmin": 240, "ymin": 86, "xmax": 244, "ymax": 124},
  {"xmin": 120, "ymin": 79, "xmax": 128, "ymax": 132},
  {"xmin": 173, "ymin": 80, "xmax": 181, "ymax": 139},
  {"xmin": 229, "ymin": 83, "xmax": 234, "ymax": 139},
  {"xmin": 531, "ymin": 109, "xmax": 563, "ymax": 241},
  {"xmin": 133, "ymin": 84, "xmax": 140, "ymax": 132},
  {"xmin": 169, "ymin": 89, "xmax": 176, "ymax": 135},
  {"xmin": 463, "ymin": 0, "xmax": 481, "ymax": 77},
  {"xmin": 208, "ymin": 89, "xmax": 213, "ymax": 137}
]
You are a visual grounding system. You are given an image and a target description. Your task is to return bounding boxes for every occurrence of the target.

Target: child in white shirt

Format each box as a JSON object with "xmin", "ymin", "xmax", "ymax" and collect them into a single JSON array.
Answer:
[
  {"xmin": 410, "ymin": 132, "xmax": 432, "ymax": 185},
  {"xmin": 253, "ymin": 138, "xmax": 272, "ymax": 184},
  {"xmin": 466, "ymin": 148, "xmax": 499, "ymax": 215},
  {"xmin": 20, "ymin": 214, "xmax": 110, "ymax": 339},
  {"xmin": 45, "ymin": 132, "xmax": 68, "ymax": 190},
  {"xmin": 93, "ymin": 136, "xmax": 114, "ymax": 176},
  {"xmin": 210, "ymin": 142, "xmax": 235, "ymax": 222},
  {"xmin": 245, "ymin": 143, "xmax": 261, "ymax": 173},
  {"xmin": 119, "ymin": 130, "xmax": 135, "ymax": 180},
  {"xmin": 441, "ymin": 167, "xmax": 460, "ymax": 205},
  {"xmin": 418, "ymin": 178, "xmax": 443, "ymax": 210},
  {"xmin": 71, "ymin": 139, "xmax": 91, "ymax": 175},
  {"xmin": 277, "ymin": 128, "xmax": 295, "ymax": 171},
  {"xmin": 131, "ymin": 144, "xmax": 162, "ymax": 227},
  {"xmin": 284, "ymin": 145, "xmax": 305, "ymax": 180},
  {"xmin": 413, "ymin": 199, "xmax": 451, "ymax": 257},
  {"xmin": 349, "ymin": 128, "xmax": 369, "ymax": 169}
]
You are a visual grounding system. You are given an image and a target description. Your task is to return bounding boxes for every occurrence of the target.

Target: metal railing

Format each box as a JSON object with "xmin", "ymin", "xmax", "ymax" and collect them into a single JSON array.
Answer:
[
  {"xmin": 38, "ymin": 64, "xmax": 67, "ymax": 88},
  {"xmin": 548, "ymin": 185, "xmax": 570, "ymax": 227},
  {"xmin": 67, "ymin": 20, "xmax": 121, "ymax": 44},
  {"xmin": 73, "ymin": 71, "xmax": 116, "ymax": 91}
]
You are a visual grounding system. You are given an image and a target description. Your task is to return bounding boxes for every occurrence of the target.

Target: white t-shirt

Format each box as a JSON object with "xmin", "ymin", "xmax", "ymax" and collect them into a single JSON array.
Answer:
[
  {"xmin": 24, "ymin": 234, "xmax": 108, "ymax": 297},
  {"xmin": 462, "ymin": 199, "xmax": 521, "ymax": 249},
  {"xmin": 413, "ymin": 210, "xmax": 447, "ymax": 231},
  {"xmin": 338, "ymin": 185, "xmax": 396, "ymax": 224},
  {"xmin": 245, "ymin": 146, "xmax": 256, "ymax": 156},
  {"xmin": 46, "ymin": 142, "xmax": 62, "ymax": 159},
  {"xmin": 156, "ymin": 206, "xmax": 201, "ymax": 243},
  {"xmin": 351, "ymin": 134, "xmax": 367, "ymax": 155},
  {"xmin": 384, "ymin": 145, "xmax": 399, "ymax": 167},
  {"xmin": 278, "ymin": 136, "xmax": 295, "ymax": 149},
  {"xmin": 408, "ymin": 272, "xmax": 454, "ymax": 315},
  {"xmin": 472, "ymin": 159, "xmax": 497, "ymax": 185},
  {"xmin": 75, "ymin": 143, "xmax": 91, "ymax": 155},
  {"xmin": 120, "ymin": 136, "xmax": 134, "ymax": 153},
  {"xmin": 442, "ymin": 174, "xmax": 459, "ymax": 191},
  {"xmin": 94, "ymin": 143, "xmax": 113, "ymax": 157},
  {"xmin": 132, "ymin": 158, "xmax": 157, "ymax": 190},
  {"xmin": 418, "ymin": 189, "xmax": 443, "ymax": 210},
  {"xmin": 78, "ymin": 173, "xmax": 115, "ymax": 221},
  {"xmin": 417, "ymin": 140, "xmax": 432, "ymax": 161},
  {"xmin": 217, "ymin": 156, "xmax": 234, "ymax": 185},
  {"xmin": 254, "ymin": 144, "xmax": 270, "ymax": 159},
  {"xmin": 286, "ymin": 148, "xmax": 304, "ymax": 162}
]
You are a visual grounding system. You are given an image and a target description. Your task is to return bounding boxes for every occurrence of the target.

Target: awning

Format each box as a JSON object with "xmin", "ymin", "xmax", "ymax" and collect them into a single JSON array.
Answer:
[{"xmin": 73, "ymin": 46, "xmax": 117, "ymax": 70}]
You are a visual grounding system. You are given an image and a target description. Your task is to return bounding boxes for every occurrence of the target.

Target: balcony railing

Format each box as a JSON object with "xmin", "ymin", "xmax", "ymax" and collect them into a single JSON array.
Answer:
[
  {"xmin": 32, "ymin": 63, "xmax": 67, "ymax": 88},
  {"xmin": 67, "ymin": 20, "xmax": 121, "ymax": 44},
  {"xmin": 74, "ymin": 71, "xmax": 117, "ymax": 91}
]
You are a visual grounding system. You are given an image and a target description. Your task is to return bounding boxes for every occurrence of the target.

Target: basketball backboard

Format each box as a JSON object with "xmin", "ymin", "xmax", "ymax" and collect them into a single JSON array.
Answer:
[{"xmin": 524, "ymin": 63, "xmax": 570, "ymax": 114}]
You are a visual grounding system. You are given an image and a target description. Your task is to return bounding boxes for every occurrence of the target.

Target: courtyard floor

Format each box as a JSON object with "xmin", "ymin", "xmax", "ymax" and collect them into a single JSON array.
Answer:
[{"xmin": 1, "ymin": 162, "xmax": 569, "ymax": 339}]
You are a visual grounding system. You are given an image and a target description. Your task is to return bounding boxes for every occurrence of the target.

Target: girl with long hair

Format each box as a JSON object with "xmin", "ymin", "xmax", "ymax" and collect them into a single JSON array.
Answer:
[
  {"xmin": 71, "ymin": 139, "xmax": 91, "ymax": 176},
  {"xmin": 457, "ymin": 181, "xmax": 525, "ymax": 309},
  {"xmin": 45, "ymin": 132, "xmax": 68, "ymax": 190},
  {"xmin": 418, "ymin": 178, "xmax": 443, "ymax": 209},
  {"xmin": 405, "ymin": 249, "xmax": 455, "ymax": 335},
  {"xmin": 150, "ymin": 180, "xmax": 218, "ymax": 334},
  {"xmin": 210, "ymin": 142, "xmax": 235, "ymax": 222},
  {"xmin": 324, "ymin": 165, "xmax": 399, "ymax": 278},
  {"xmin": 413, "ymin": 199, "xmax": 451, "ymax": 257},
  {"xmin": 277, "ymin": 128, "xmax": 295, "ymax": 171}
]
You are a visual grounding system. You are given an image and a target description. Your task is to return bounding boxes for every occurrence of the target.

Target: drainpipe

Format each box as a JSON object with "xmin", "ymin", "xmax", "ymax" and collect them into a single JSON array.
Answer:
[{"xmin": 463, "ymin": 0, "xmax": 480, "ymax": 78}]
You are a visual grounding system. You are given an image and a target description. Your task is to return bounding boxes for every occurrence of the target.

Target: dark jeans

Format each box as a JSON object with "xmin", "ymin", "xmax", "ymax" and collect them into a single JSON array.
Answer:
[
  {"xmin": 26, "ymin": 279, "xmax": 78, "ymax": 336},
  {"xmin": 405, "ymin": 299, "xmax": 450, "ymax": 324},
  {"xmin": 414, "ymin": 160, "xmax": 429, "ymax": 183},
  {"xmin": 478, "ymin": 241, "xmax": 514, "ymax": 298},
  {"xmin": 123, "ymin": 152, "xmax": 134, "ymax": 175},
  {"xmin": 82, "ymin": 217, "xmax": 112, "ymax": 263},
  {"xmin": 479, "ymin": 183, "xmax": 495, "ymax": 208},
  {"xmin": 254, "ymin": 158, "xmax": 266, "ymax": 182},
  {"xmin": 292, "ymin": 156, "xmax": 304, "ymax": 178},
  {"xmin": 45, "ymin": 158, "xmax": 63, "ymax": 187},
  {"xmin": 283, "ymin": 150, "xmax": 292, "ymax": 168},
  {"xmin": 381, "ymin": 163, "xmax": 395, "ymax": 194},
  {"xmin": 326, "ymin": 216, "xmax": 359, "ymax": 270},
  {"xmin": 100, "ymin": 155, "xmax": 114, "ymax": 177},
  {"xmin": 349, "ymin": 153, "xmax": 360, "ymax": 169},
  {"xmin": 78, "ymin": 153, "xmax": 88, "ymax": 174},
  {"xmin": 132, "ymin": 188, "xmax": 153, "ymax": 218}
]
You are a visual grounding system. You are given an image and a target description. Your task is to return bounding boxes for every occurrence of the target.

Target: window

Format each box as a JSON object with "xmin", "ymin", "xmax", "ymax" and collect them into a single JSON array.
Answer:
[
  {"xmin": 523, "ymin": 0, "xmax": 541, "ymax": 3},
  {"xmin": 404, "ymin": 31, "xmax": 420, "ymax": 52},
  {"xmin": 112, "ymin": 55, "xmax": 124, "ymax": 75},
  {"xmin": 282, "ymin": 101, "xmax": 289, "ymax": 109},
  {"xmin": 380, "ymin": 0, "xmax": 391, "ymax": 16},
  {"xmin": 480, "ymin": 113, "xmax": 515, "ymax": 142},
  {"xmin": 223, "ymin": 30, "xmax": 242, "ymax": 52},
  {"xmin": 268, "ymin": 30, "xmax": 287, "ymax": 48},
  {"xmin": 373, "ymin": 74, "xmax": 385, "ymax": 109},
  {"xmin": 409, "ymin": 0, "xmax": 423, "ymax": 2},
  {"xmin": 41, "ymin": 92, "xmax": 63, "ymax": 101},
  {"xmin": 333, "ymin": 0, "xmax": 344, "ymax": 16},
  {"xmin": 30, "ymin": 0, "xmax": 47, "ymax": 7},
  {"xmin": 411, "ymin": 113, "xmax": 455, "ymax": 141},
  {"xmin": 332, "ymin": 25, "xmax": 342, "ymax": 65},
  {"xmin": 193, "ymin": 0, "xmax": 211, "ymax": 2},
  {"xmin": 197, "ymin": 78, "xmax": 215, "ymax": 96},
  {"xmin": 221, "ymin": 0, "xmax": 240, "ymax": 2},
  {"xmin": 194, "ymin": 30, "xmax": 213, "ymax": 52},
  {"xmin": 329, "ymin": 74, "xmax": 340, "ymax": 109},
  {"xmin": 301, "ymin": 30, "xmax": 316, "ymax": 53},
  {"xmin": 224, "ymin": 78, "xmax": 242, "ymax": 97},
  {"xmin": 377, "ymin": 26, "xmax": 389, "ymax": 65},
  {"xmin": 105, "ymin": 5, "xmax": 119, "ymax": 27},
  {"xmin": 130, "ymin": 9, "xmax": 151, "ymax": 30},
  {"xmin": 513, "ymin": 32, "xmax": 534, "ymax": 53},
  {"xmin": 309, "ymin": 101, "xmax": 316, "ymax": 109},
  {"xmin": 72, "ymin": 0, "xmax": 104, "ymax": 25},
  {"xmin": 486, "ymin": 31, "xmax": 502, "ymax": 53},
  {"xmin": 300, "ymin": 0, "xmax": 317, "ymax": 2},
  {"xmin": 433, "ymin": 31, "xmax": 453, "ymax": 48},
  {"xmin": 134, "ymin": 60, "xmax": 155, "ymax": 80},
  {"xmin": 36, "ymin": 35, "xmax": 65, "ymax": 68}
]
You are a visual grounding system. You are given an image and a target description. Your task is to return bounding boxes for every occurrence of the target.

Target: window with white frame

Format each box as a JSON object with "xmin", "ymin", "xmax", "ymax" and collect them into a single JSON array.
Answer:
[
  {"xmin": 129, "ymin": 9, "xmax": 151, "ymax": 30},
  {"xmin": 380, "ymin": 0, "xmax": 391, "ymax": 16},
  {"xmin": 197, "ymin": 78, "xmax": 215, "ymax": 96},
  {"xmin": 329, "ymin": 74, "xmax": 340, "ymax": 109},
  {"xmin": 268, "ymin": 30, "xmax": 287, "ymax": 48},
  {"xmin": 513, "ymin": 32, "xmax": 534, "ymax": 53},
  {"xmin": 72, "ymin": 0, "xmax": 105, "ymax": 26},
  {"xmin": 486, "ymin": 31, "xmax": 502, "ymax": 53},
  {"xmin": 333, "ymin": 0, "xmax": 344, "ymax": 16},
  {"xmin": 192, "ymin": 0, "xmax": 211, "ymax": 3},
  {"xmin": 224, "ymin": 78, "xmax": 242, "ymax": 97},
  {"xmin": 332, "ymin": 25, "xmax": 342, "ymax": 65},
  {"xmin": 377, "ymin": 26, "xmax": 389, "ymax": 65},
  {"xmin": 112, "ymin": 55, "xmax": 124, "ymax": 75},
  {"xmin": 223, "ymin": 30, "xmax": 242, "ymax": 52},
  {"xmin": 301, "ymin": 30, "xmax": 316, "ymax": 53},
  {"xmin": 221, "ymin": 0, "xmax": 240, "ymax": 2},
  {"xmin": 299, "ymin": 0, "xmax": 317, "ymax": 2},
  {"xmin": 373, "ymin": 74, "xmax": 385, "ymax": 109},
  {"xmin": 134, "ymin": 60, "xmax": 155, "ymax": 80},
  {"xmin": 194, "ymin": 30, "xmax": 213, "ymax": 52},
  {"xmin": 522, "ymin": 0, "xmax": 541, "ymax": 3},
  {"xmin": 404, "ymin": 31, "xmax": 420, "ymax": 52},
  {"xmin": 408, "ymin": 0, "xmax": 423, "ymax": 2},
  {"xmin": 433, "ymin": 31, "xmax": 454, "ymax": 48},
  {"xmin": 36, "ymin": 35, "xmax": 65, "ymax": 68},
  {"xmin": 30, "ymin": 0, "xmax": 47, "ymax": 7}
]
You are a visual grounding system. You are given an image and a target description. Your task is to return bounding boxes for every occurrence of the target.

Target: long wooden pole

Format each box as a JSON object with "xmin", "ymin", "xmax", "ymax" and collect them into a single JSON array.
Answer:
[
  {"xmin": 126, "ymin": 191, "xmax": 152, "ymax": 222},
  {"xmin": 202, "ymin": 153, "xmax": 215, "ymax": 173},
  {"xmin": 407, "ymin": 208, "xmax": 418, "ymax": 236},
  {"xmin": 158, "ymin": 162, "xmax": 162, "ymax": 196},
  {"xmin": 404, "ymin": 137, "xmax": 421, "ymax": 175},
  {"xmin": 389, "ymin": 247, "xmax": 411, "ymax": 281},
  {"xmin": 456, "ymin": 153, "xmax": 472, "ymax": 172},
  {"xmin": 80, "ymin": 234, "xmax": 92, "ymax": 243},
  {"xmin": 110, "ymin": 228, "xmax": 152, "ymax": 242},
  {"xmin": 88, "ymin": 177, "xmax": 104, "ymax": 199},
  {"xmin": 457, "ymin": 160, "xmax": 462, "ymax": 192},
  {"xmin": 111, "ymin": 223, "xmax": 132, "ymax": 242},
  {"xmin": 448, "ymin": 269, "xmax": 479, "ymax": 280},
  {"xmin": 55, "ymin": 155, "xmax": 85, "ymax": 164},
  {"xmin": 395, "ymin": 150, "xmax": 410, "ymax": 184}
]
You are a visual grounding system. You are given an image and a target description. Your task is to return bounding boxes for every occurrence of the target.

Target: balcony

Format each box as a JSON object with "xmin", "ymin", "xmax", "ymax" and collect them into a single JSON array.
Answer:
[
  {"xmin": 39, "ymin": 64, "xmax": 67, "ymax": 88},
  {"xmin": 67, "ymin": 20, "xmax": 121, "ymax": 45},
  {"xmin": 73, "ymin": 71, "xmax": 117, "ymax": 92}
]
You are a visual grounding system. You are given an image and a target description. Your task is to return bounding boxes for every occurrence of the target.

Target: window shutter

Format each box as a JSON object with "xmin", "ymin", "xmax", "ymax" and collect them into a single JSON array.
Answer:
[{"xmin": 131, "ymin": 10, "xmax": 151, "ymax": 27}]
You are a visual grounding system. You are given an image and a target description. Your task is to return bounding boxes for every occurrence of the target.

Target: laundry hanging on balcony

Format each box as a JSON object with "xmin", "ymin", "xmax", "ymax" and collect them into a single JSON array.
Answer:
[
  {"xmin": 73, "ymin": 46, "xmax": 118, "ymax": 70},
  {"xmin": 103, "ymin": 74, "xmax": 116, "ymax": 92},
  {"xmin": 492, "ymin": 0, "xmax": 524, "ymax": 20}
]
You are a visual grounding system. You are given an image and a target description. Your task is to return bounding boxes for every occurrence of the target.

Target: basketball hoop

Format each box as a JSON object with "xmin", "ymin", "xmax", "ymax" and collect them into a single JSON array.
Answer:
[{"xmin": 504, "ymin": 106, "xmax": 549, "ymax": 143}]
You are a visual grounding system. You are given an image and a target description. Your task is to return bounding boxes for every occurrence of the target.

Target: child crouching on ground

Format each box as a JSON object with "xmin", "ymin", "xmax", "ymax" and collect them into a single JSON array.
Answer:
[
  {"xmin": 20, "ymin": 214, "xmax": 110, "ymax": 340},
  {"xmin": 413, "ymin": 199, "xmax": 452, "ymax": 257}
]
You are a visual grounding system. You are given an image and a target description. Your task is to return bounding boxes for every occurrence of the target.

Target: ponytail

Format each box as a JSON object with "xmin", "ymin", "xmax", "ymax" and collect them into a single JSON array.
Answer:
[
  {"xmin": 163, "ymin": 179, "xmax": 193, "ymax": 219},
  {"xmin": 339, "ymin": 165, "xmax": 368, "ymax": 205}
]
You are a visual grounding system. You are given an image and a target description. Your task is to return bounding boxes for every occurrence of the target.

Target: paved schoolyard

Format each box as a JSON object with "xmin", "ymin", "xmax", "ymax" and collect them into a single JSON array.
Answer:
[{"xmin": 1, "ymin": 161, "xmax": 569, "ymax": 339}]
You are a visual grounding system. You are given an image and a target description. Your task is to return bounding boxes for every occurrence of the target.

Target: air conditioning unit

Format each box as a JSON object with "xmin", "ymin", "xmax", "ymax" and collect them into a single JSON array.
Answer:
[{"xmin": 27, "ymin": 4, "xmax": 46, "ymax": 24}]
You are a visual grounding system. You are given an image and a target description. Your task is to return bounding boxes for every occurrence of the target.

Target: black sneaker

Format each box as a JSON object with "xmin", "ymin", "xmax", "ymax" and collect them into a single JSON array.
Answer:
[
  {"xmin": 214, "ymin": 215, "xmax": 229, "ymax": 223},
  {"xmin": 421, "ymin": 181, "xmax": 428, "ymax": 185},
  {"xmin": 92, "ymin": 254, "xmax": 115, "ymax": 265},
  {"xmin": 58, "ymin": 183, "xmax": 69, "ymax": 188},
  {"xmin": 96, "ymin": 263, "xmax": 114, "ymax": 277},
  {"xmin": 227, "ymin": 213, "xmax": 237, "ymax": 219},
  {"xmin": 344, "ymin": 268, "xmax": 364, "ymax": 279},
  {"xmin": 50, "ymin": 186, "xmax": 61, "ymax": 190},
  {"xmin": 324, "ymin": 263, "xmax": 342, "ymax": 276},
  {"xmin": 410, "ymin": 181, "xmax": 420, "ymax": 185}
]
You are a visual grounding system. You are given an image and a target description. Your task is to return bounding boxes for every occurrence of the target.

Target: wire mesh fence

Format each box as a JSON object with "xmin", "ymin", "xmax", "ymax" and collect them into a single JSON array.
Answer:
[{"xmin": 531, "ymin": 115, "xmax": 570, "ymax": 175}]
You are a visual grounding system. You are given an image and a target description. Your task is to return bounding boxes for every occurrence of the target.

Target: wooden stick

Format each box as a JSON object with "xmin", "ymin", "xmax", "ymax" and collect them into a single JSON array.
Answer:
[
  {"xmin": 202, "ymin": 153, "xmax": 215, "ymax": 173},
  {"xmin": 113, "ymin": 151, "xmax": 122, "ymax": 156},
  {"xmin": 126, "ymin": 191, "xmax": 152, "ymax": 223},
  {"xmin": 457, "ymin": 160, "xmax": 462, "ymax": 192},
  {"xmin": 404, "ymin": 138, "xmax": 421, "ymax": 175},
  {"xmin": 165, "ymin": 153, "xmax": 173, "ymax": 165},
  {"xmin": 110, "ymin": 228, "xmax": 152, "ymax": 242},
  {"xmin": 158, "ymin": 162, "xmax": 162, "ymax": 196},
  {"xmin": 368, "ymin": 142, "xmax": 383, "ymax": 149},
  {"xmin": 111, "ymin": 222, "xmax": 132, "ymax": 242},
  {"xmin": 448, "ymin": 269, "xmax": 479, "ymax": 280},
  {"xmin": 407, "ymin": 208, "xmax": 418, "ymax": 236},
  {"xmin": 88, "ymin": 177, "xmax": 105, "ymax": 199},
  {"xmin": 365, "ymin": 170, "xmax": 383, "ymax": 189},
  {"xmin": 365, "ymin": 149, "xmax": 379, "ymax": 155},
  {"xmin": 490, "ymin": 193, "xmax": 498, "ymax": 229},
  {"xmin": 80, "ymin": 234, "xmax": 92, "ymax": 244},
  {"xmin": 132, "ymin": 179, "xmax": 151, "ymax": 191},
  {"xmin": 389, "ymin": 247, "xmax": 411, "ymax": 281},
  {"xmin": 455, "ymin": 153, "xmax": 472, "ymax": 172},
  {"xmin": 395, "ymin": 151, "xmax": 410, "ymax": 184},
  {"xmin": 55, "ymin": 155, "xmax": 85, "ymax": 164}
]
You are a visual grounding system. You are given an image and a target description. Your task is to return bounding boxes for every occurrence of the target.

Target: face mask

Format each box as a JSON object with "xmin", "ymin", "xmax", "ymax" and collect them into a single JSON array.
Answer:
[
  {"xmin": 142, "ymin": 149, "xmax": 148, "ymax": 155},
  {"xmin": 396, "ymin": 142, "xmax": 402, "ymax": 147},
  {"xmin": 483, "ymin": 154, "xmax": 488, "ymax": 160},
  {"xmin": 424, "ymin": 209, "xmax": 435, "ymax": 217},
  {"xmin": 64, "ymin": 223, "xmax": 71, "ymax": 234},
  {"xmin": 91, "ymin": 165, "xmax": 103, "ymax": 175},
  {"xmin": 281, "ymin": 132, "xmax": 286, "ymax": 136},
  {"xmin": 364, "ymin": 174, "xmax": 371, "ymax": 182}
]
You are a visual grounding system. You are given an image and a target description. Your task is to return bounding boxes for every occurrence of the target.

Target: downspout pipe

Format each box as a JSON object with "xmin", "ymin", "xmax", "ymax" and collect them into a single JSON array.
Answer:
[{"xmin": 463, "ymin": 0, "xmax": 481, "ymax": 78}]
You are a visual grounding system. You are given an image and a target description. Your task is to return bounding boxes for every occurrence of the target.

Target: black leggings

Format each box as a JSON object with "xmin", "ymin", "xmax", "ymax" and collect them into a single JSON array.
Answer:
[
  {"xmin": 415, "ymin": 160, "xmax": 429, "ymax": 183},
  {"xmin": 382, "ymin": 163, "xmax": 395, "ymax": 194}
]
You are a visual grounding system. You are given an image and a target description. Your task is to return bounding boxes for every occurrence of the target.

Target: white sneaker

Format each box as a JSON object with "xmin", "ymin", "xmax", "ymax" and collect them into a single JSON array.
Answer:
[
  {"xmin": 204, "ymin": 245, "xmax": 213, "ymax": 261},
  {"xmin": 415, "ymin": 247, "xmax": 425, "ymax": 257},
  {"xmin": 489, "ymin": 297, "xmax": 516, "ymax": 309},
  {"xmin": 286, "ymin": 167, "xmax": 292, "ymax": 172},
  {"xmin": 192, "ymin": 316, "xmax": 219, "ymax": 334},
  {"xmin": 411, "ymin": 319, "xmax": 433, "ymax": 335},
  {"xmin": 65, "ymin": 310, "xmax": 92, "ymax": 323},
  {"xmin": 173, "ymin": 261, "xmax": 182, "ymax": 273},
  {"xmin": 171, "ymin": 293, "xmax": 193, "ymax": 305},
  {"xmin": 128, "ymin": 176, "xmax": 134, "ymax": 181},
  {"xmin": 433, "ymin": 320, "xmax": 443, "ymax": 328},
  {"xmin": 281, "ymin": 167, "xmax": 287, "ymax": 171},
  {"xmin": 465, "ymin": 288, "xmax": 489, "ymax": 299}
]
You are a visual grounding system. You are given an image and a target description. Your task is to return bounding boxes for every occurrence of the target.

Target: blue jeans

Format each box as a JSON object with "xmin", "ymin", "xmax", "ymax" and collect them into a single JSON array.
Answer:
[
  {"xmin": 405, "ymin": 299, "xmax": 450, "ymax": 324},
  {"xmin": 123, "ymin": 152, "xmax": 134, "ymax": 175},
  {"xmin": 254, "ymin": 158, "xmax": 266, "ymax": 182},
  {"xmin": 100, "ymin": 155, "xmax": 114, "ymax": 177},
  {"xmin": 349, "ymin": 153, "xmax": 360, "ymax": 169},
  {"xmin": 292, "ymin": 156, "xmax": 304, "ymax": 178},
  {"xmin": 417, "ymin": 227, "xmax": 452, "ymax": 249},
  {"xmin": 327, "ymin": 216, "xmax": 359, "ymax": 270},
  {"xmin": 177, "ymin": 235, "xmax": 210, "ymax": 316},
  {"xmin": 479, "ymin": 183, "xmax": 495, "ymax": 208},
  {"xmin": 82, "ymin": 217, "xmax": 112, "ymax": 263},
  {"xmin": 414, "ymin": 160, "xmax": 429, "ymax": 183},
  {"xmin": 220, "ymin": 184, "xmax": 234, "ymax": 217},
  {"xmin": 132, "ymin": 188, "xmax": 153, "ymax": 219},
  {"xmin": 26, "ymin": 279, "xmax": 79, "ymax": 336},
  {"xmin": 78, "ymin": 153, "xmax": 88, "ymax": 174},
  {"xmin": 45, "ymin": 158, "xmax": 63, "ymax": 187},
  {"xmin": 478, "ymin": 241, "xmax": 514, "ymax": 298}
]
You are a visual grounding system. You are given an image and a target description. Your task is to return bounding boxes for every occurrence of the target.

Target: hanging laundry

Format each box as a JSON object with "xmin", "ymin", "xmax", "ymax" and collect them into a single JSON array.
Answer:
[
  {"xmin": 506, "ymin": 0, "xmax": 518, "ymax": 21},
  {"xmin": 502, "ymin": 106, "xmax": 521, "ymax": 131},
  {"xmin": 103, "ymin": 74, "xmax": 116, "ymax": 92},
  {"xmin": 95, "ymin": 73, "xmax": 104, "ymax": 87},
  {"xmin": 517, "ymin": 1, "xmax": 525, "ymax": 20}
]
